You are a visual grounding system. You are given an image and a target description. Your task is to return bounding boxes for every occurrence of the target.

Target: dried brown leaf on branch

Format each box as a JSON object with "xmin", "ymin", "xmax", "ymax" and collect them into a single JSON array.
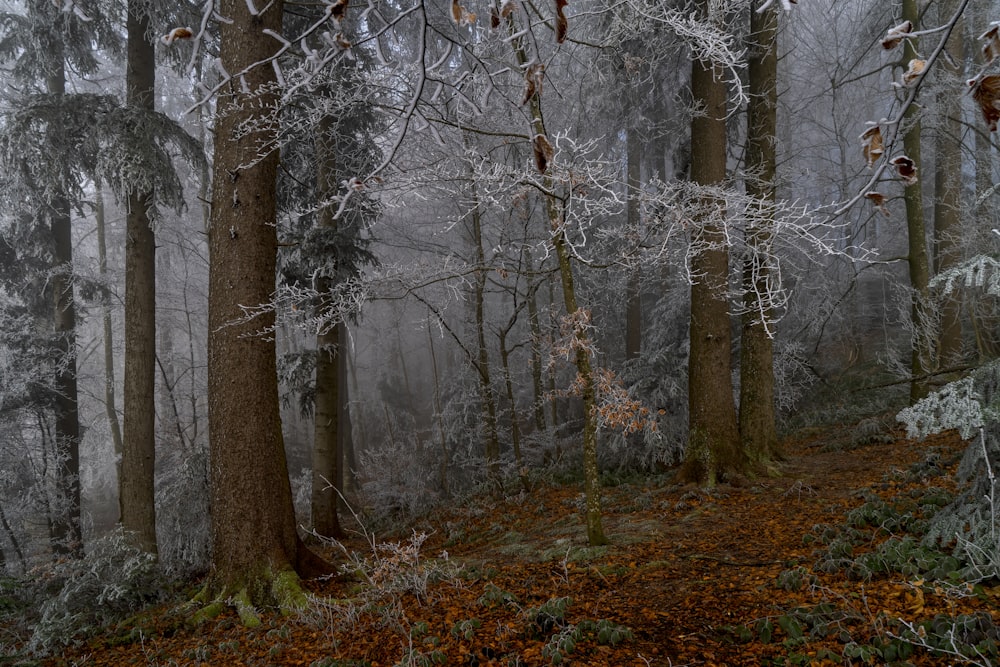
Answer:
[
  {"xmin": 902, "ymin": 59, "xmax": 925, "ymax": 86},
  {"xmin": 533, "ymin": 133, "xmax": 554, "ymax": 173},
  {"xmin": 971, "ymin": 74, "xmax": 1000, "ymax": 131},
  {"xmin": 451, "ymin": 0, "xmax": 476, "ymax": 26},
  {"xmin": 890, "ymin": 155, "xmax": 918, "ymax": 185},
  {"xmin": 555, "ymin": 0, "xmax": 568, "ymax": 44},
  {"xmin": 865, "ymin": 192, "xmax": 890, "ymax": 217},
  {"xmin": 327, "ymin": 0, "xmax": 348, "ymax": 22},
  {"xmin": 161, "ymin": 27, "xmax": 193, "ymax": 44},
  {"xmin": 522, "ymin": 63, "xmax": 545, "ymax": 105},
  {"xmin": 881, "ymin": 20, "xmax": 912, "ymax": 50},
  {"xmin": 491, "ymin": 0, "xmax": 516, "ymax": 29},
  {"xmin": 860, "ymin": 124, "xmax": 883, "ymax": 169},
  {"xmin": 981, "ymin": 24, "xmax": 1000, "ymax": 64}
]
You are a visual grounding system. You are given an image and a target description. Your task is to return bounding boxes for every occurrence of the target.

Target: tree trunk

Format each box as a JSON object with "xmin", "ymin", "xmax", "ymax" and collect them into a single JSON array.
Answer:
[
  {"xmin": 625, "ymin": 124, "xmax": 642, "ymax": 361},
  {"xmin": 498, "ymin": 323, "xmax": 525, "ymax": 486},
  {"xmin": 469, "ymin": 187, "xmax": 501, "ymax": 473},
  {"xmin": 681, "ymin": 1, "xmax": 743, "ymax": 486},
  {"xmin": 95, "ymin": 180, "xmax": 124, "ymax": 480},
  {"xmin": 47, "ymin": 55, "xmax": 82, "ymax": 558},
  {"xmin": 120, "ymin": 1, "xmax": 158, "ymax": 555},
  {"xmin": 740, "ymin": 1, "xmax": 780, "ymax": 466},
  {"xmin": 205, "ymin": 0, "xmax": 322, "ymax": 606},
  {"xmin": 933, "ymin": 0, "xmax": 964, "ymax": 368},
  {"xmin": 902, "ymin": 0, "xmax": 933, "ymax": 402},
  {"xmin": 309, "ymin": 117, "xmax": 345, "ymax": 540},
  {"xmin": 507, "ymin": 13, "xmax": 606, "ymax": 543},
  {"xmin": 311, "ymin": 316, "xmax": 344, "ymax": 539},
  {"xmin": 525, "ymin": 255, "xmax": 547, "ymax": 433}
]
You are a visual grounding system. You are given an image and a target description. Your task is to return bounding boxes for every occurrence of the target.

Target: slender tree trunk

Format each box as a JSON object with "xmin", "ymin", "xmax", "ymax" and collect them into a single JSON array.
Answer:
[
  {"xmin": 95, "ymin": 180, "xmax": 124, "ymax": 477},
  {"xmin": 346, "ymin": 349, "xmax": 362, "ymax": 490},
  {"xmin": 47, "ymin": 56, "xmax": 82, "ymax": 557},
  {"xmin": 206, "ymin": 0, "xmax": 325, "ymax": 602},
  {"xmin": 498, "ymin": 324, "xmax": 524, "ymax": 484},
  {"xmin": 902, "ymin": 0, "xmax": 934, "ymax": 402},
  {"xmin": 625, "ymin": 125, "xmax": 642, "ymax": 361},
  {"xmin": 310, "ymin": 118, "xmax": 345, "ymax": 539},
  {"xmin": 934, "ymin": 0, "xmax": 964, "ymax": 368},
  {"xmin": 505, "ymin": 13, "xmax": 605, "ymax": 543},
  {"xmin": 428, "ymin": 323, "xmax": 450, "ymax": 497},
  {"xmin": 0, "ymin": 502, "xmax": 25, "ymax": 573},
  {"xmin": 526, "ymin": 259, "xmax": 547, "ymax": 433},
  {"xmin": 311, "ymin": 316, "xmax": 344, "ymax": 539},
  {"xmin": 681, "ymin": 1, "xmax": 743, "ymax": 486},
  {"xmin": 469, "ymin": 190, "xmax": 501, "ymax": 472},
  {"xmin": 740, "ymin": 1, "xmax": 780, "ymax": 466},
  {"xmin": 120, "ymin": 1, "xmax": 158, "ymax": 555}
]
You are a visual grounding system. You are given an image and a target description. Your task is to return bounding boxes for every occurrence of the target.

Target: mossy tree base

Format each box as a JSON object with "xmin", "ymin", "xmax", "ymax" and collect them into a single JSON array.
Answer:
[{"xmin": 190, "ymin": 567, "xmax": 309, "ymax": 628}]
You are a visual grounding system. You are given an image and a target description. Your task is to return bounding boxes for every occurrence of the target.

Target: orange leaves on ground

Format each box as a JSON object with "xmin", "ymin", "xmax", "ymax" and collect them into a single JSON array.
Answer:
[{"xmin": 53, "ymin": 431, "xmax": 983, "ymax": 667}]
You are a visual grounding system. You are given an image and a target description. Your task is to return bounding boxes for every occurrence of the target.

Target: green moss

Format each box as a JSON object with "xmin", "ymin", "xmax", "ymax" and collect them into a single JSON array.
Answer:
[
  {"xmin": 271, "ymin": 569, "xmax": 308, "ymax": 614},
  {"xmin": 232, "ymin": 589, "xmax": 261, "ymax": 628}
]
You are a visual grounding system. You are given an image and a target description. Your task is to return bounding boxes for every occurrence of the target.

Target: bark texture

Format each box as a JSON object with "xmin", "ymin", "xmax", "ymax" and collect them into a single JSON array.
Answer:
[
  {"xmin": 681, "ymin": 2, "xmax": 743, "ymax": 485},
  {"xmin": 206, "ymin": 0, "xmax": 319, "ymax": 602},
  {"xmin": 902, "ymin": 0, "xmax": 933, "ymax": 402},
  {"xmin": 120, "ymin": 2, "xmax": 158, "ymax": 554},
  {"xmin": 740, "ymin": 2, "xmax": 780, "ymax": 466},
  {"xmin": 46, "ymin": 36, "xmax": 82, "ymax": 557},
  {"xmin": 933, "ymin": 0, "xmax": 964, "ymax": 367}
]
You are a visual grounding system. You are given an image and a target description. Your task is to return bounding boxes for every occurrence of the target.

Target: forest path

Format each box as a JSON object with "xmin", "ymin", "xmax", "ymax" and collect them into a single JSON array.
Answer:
[{"xmin": 53, "ymin": 428, "xmax": 974, "ymax": 666}]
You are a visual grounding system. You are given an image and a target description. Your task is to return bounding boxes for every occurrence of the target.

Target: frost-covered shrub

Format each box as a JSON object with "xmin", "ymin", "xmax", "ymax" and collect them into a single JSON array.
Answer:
[
  {"xmin": 356, "ymin": 416, "xmax": 446, "ymax": 525},
  {"xmin": 898, "ymin": 376, "xmax": 984, "ymax": 440},
  {"xmin": 897, "ymin": 362, "xmax": 1000, "ymax": 581},
  {"xmin": 156, "ymin": 446, "xmax": 210, "ymax": 576},
  {"xmin": 27, "ymin": 527, "xmax": 166, "ymax": 654}
]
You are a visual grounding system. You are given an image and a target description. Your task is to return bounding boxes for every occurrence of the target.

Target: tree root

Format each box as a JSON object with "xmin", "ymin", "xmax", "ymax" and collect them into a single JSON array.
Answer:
[{"xmin": 189, "ymin": 567, "xmax": 310, "ymax": 628}]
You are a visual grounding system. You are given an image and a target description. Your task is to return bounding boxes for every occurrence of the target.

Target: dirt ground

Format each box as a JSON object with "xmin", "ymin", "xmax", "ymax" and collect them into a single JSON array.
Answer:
[{"xmin": 46, "ymin": 427, "xmax": 995, "ymax": 666}]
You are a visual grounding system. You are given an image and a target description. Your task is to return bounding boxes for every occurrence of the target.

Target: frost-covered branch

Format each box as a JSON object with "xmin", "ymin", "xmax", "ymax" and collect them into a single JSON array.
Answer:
[{"xmin": 830, "ymin": 0, "xmax": 972, "ymax": 217}]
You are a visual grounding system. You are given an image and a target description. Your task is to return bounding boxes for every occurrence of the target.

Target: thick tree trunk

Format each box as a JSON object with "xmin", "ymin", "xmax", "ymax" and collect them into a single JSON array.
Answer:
[
  {"xmin": 740, "ymin": 1, "xmax": 780, "ymax": 466},
  {"xmin": 120, "ymin": 2, "xmax": 158, "ymax": 555},
  {"xmin": 681, "ymin": 2, "xmax": 743, "ymax": 486},
  {"xmin": 206, "ymin": 0, "xmax": 321, "ymax": 605},
  {"xmin": 902, "ymin": 0, "xmax": 933, "ymax": 402}
]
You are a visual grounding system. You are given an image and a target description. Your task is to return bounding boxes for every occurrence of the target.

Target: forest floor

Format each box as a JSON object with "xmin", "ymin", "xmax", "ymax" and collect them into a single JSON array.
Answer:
[{"xmin": 37, "ymin": 427, "xmax": 1000, "ymax": 666}]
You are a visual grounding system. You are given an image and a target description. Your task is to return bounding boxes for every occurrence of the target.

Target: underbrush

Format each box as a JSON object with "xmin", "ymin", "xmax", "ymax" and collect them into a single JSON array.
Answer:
[
  {"xmin": 0, "ymin": 527, "xmax": 169, "ymax": 662},
  {"xmin": 296, "ymin": 528, "xmax": 634, "ymax": 666},
  {"xmin": 723, "ymin": 449, "xmax": 1000, "ymax": 666}
]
